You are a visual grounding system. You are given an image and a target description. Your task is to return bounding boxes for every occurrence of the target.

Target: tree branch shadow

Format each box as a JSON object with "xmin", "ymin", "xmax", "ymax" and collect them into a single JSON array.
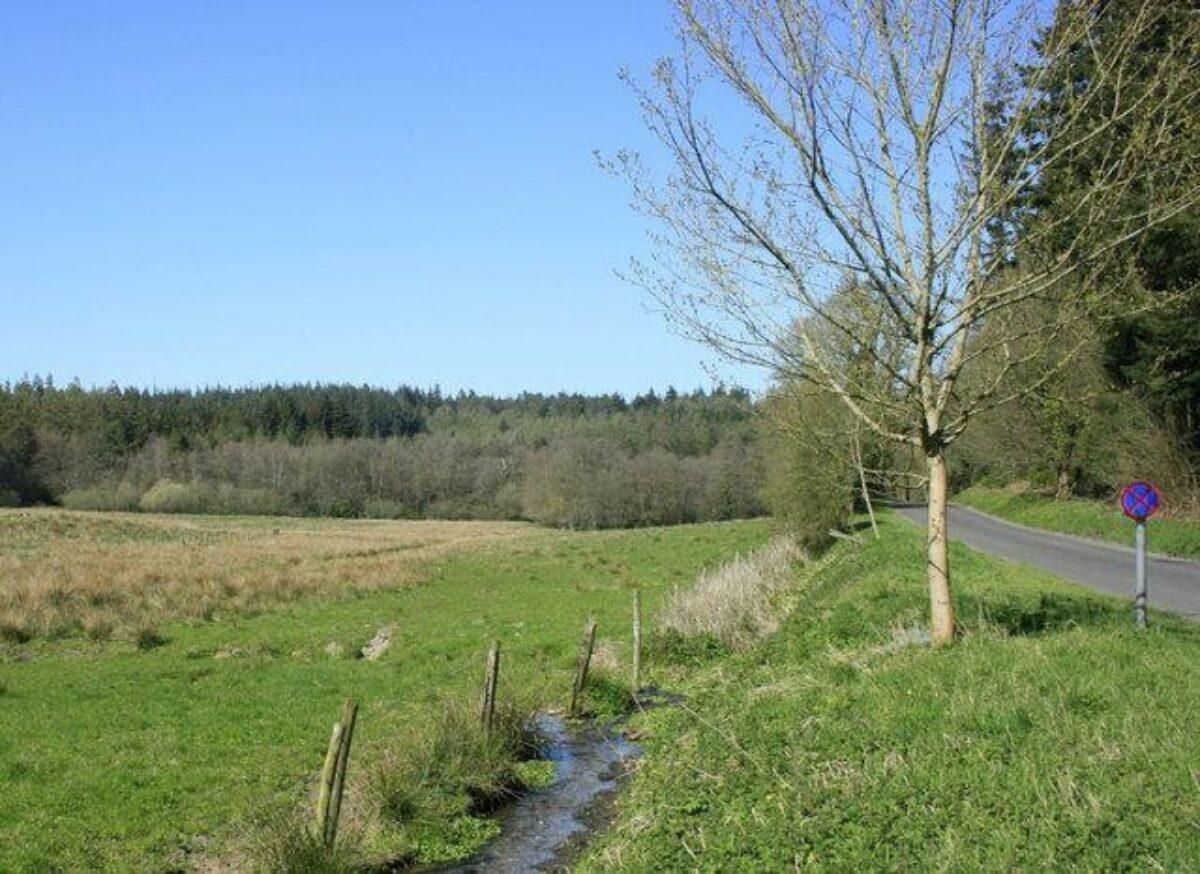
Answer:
[{"xmin": 963, "ymin": 591, "xmax": 1136, "ymax": 636}]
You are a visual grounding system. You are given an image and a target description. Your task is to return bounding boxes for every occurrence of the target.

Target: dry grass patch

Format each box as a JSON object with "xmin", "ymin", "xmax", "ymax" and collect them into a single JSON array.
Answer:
[
  {"xmin": 0, "ymin": 508, "xmax": 536, "ymax": 641},
  {"xmin": 658, "ymin": 535, "xmax": 803, "ymax": 650}
]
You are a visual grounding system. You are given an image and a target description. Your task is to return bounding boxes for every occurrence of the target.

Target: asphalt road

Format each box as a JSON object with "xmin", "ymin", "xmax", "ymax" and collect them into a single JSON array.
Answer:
[{"xmin": 891, "ymin": 503, "xmax": 1200, "ymax": 620}]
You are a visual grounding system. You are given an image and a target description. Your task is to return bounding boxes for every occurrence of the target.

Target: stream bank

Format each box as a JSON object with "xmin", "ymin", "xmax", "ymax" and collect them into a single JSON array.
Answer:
[{"xmin": 433, "ymin": 713, "xmax": 640, "ymax": 873}]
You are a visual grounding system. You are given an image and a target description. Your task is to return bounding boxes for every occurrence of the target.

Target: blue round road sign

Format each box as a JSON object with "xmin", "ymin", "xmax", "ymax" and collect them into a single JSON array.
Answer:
[{"xmin": 1121, "ymin": 481, "xmax": 1161, "ymax": 521}]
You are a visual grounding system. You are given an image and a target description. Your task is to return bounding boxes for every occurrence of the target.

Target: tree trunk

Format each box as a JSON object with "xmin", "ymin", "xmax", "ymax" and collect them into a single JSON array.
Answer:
[
  {"xmin": 1055, "ymin": 465, "xmax": 1072, "ymax": 500},
  {"xmin": 927, "ymin": 452, "xmax": 955, "ymax": 646}
]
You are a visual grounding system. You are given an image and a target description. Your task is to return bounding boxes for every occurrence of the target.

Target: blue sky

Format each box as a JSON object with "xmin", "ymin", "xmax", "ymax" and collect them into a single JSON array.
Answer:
[{"xmin": 0, "ymin": 1, "xmax": 763, "ymax": 396}]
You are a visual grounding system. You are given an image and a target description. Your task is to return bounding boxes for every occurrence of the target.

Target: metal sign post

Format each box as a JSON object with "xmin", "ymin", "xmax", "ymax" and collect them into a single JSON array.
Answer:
[
  {"xmin": 1120, "ymin": 481, "xmax": 1162, "ymax": 628},
  {"xmin": 1135, "ymin": 521, "xmax": 1147, "ymax": 628}
]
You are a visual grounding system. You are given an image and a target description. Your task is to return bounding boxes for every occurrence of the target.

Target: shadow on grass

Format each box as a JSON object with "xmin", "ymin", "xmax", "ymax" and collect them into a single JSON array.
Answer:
[{"xmin": 962, "ymin": 591, "xmax": 1130, "ymax": 636}]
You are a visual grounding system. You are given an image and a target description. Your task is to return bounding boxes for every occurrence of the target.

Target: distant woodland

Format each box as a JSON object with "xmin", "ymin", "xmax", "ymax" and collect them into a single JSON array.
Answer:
[
  {"xmin": 0, "ymin": 381, "xmax": 766, "ymax": 527},
  {"xmin": 3, "ymin": 353, "xmax": 1199, "ymax": 536}
]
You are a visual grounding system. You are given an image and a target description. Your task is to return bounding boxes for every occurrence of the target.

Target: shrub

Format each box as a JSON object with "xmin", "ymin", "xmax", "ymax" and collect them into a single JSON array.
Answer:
[
  {"xmin": 361, "ymin": 498, "xmax": 415, "ymax": 519},
  {"xmin": 137, "ymin": 479, "xmax": 290, "ymax": 516},
  {"xmin": 61, "ymin": 482, "xmax": 142, "ymax": 512},
  {"xmin": 212, "ymin": 484, "xmax": 290, "ymax": 516},
  {"xmin": 762, "ymin": 389, "xmax": 855, "ymax": 550},
  {"xmin": 138, "ymin": 479, "xmax": 201, "ymax": 513}
]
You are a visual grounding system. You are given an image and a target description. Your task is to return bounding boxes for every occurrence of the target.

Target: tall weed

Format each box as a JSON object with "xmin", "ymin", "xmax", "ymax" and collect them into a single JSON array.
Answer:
[{"xmin": 658, "ymin": 536, "xmax": 803, "ymax": 650}]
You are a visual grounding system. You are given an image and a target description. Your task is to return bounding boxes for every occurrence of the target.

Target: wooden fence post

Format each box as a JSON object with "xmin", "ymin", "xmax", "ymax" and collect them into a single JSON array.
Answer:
[
  {"xmin": 315, "ymin": 697, "xmax": 358, "ymax": 848},
  {"xmin": 632, "ymin": 590, "xmax": 643, "ymax": 698},
  {"xmin": 569, "ymin": 617, "xmax": 597, "ymax": 717},
  {"xmin": 481, "ymin": 639, "xmax": 501, "ymax": 734},
  {"xmin": 314, "ymin": 720, "xmax": 343, "ymax": 841}
]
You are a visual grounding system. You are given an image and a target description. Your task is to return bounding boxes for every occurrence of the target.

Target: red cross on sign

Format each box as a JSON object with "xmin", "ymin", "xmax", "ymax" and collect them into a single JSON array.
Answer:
[{"xmin": 1121, "ymin": 481, "xmax": 1161, "ymax": 521}]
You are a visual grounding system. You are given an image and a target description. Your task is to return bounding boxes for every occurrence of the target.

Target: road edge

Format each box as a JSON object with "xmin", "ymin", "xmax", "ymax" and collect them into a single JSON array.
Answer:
[{"xmin": 886, "ymin": 501, "xmax": 1198, "ymax": 566}]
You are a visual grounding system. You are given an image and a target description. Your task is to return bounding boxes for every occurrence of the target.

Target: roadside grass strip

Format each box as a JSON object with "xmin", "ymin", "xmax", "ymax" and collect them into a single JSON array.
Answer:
[
  {"xmin": 955, "ymin": 486, "xmax": 1200, "ymax": 560},
  {"xmin": 582, "ymin": 514, "xmax": 1200, "ymax": 871}
]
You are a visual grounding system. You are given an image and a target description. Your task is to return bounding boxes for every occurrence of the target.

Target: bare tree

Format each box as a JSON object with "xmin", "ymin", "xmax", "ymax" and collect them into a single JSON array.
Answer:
[{"xmin": 611, "ymin": 0, "xmax": 1199, "ymax": 644}]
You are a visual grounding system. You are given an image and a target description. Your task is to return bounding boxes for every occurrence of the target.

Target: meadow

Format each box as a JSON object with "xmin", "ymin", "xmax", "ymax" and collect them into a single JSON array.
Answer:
[
  {"xmin": 6, "ymin": 507, "xmax": 1198, "ymax": 871},
  {"xmin": 0, "ymin": 509, "xmax": 770, "ymax": 870},
  {"xmin": 0, "ymin": 509, "xmax": 535, "ymax": 644}
]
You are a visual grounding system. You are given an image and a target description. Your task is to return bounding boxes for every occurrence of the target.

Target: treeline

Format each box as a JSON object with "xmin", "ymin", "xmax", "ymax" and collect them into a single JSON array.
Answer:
[
  {"xmin": 0, "ymin": 380, "xmax": 766, "ymax": 527},
  {"xmin": 953, "ymin": 0, "xmax": 1199, "ymax": 505},
  {"xmin": 0, "ymin": 377, "xmax": 746, "ymax": 450}
]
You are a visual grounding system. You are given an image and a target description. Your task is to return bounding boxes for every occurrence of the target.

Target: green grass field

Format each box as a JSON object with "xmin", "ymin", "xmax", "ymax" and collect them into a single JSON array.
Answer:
[
  {"xmin": 0, "ymin": 512, "xmax": 770, "ymax": 871},
  {"xmin": 954, "ymin": 486, "xmax": 1200, "ymax": 560},
  {"xmin": 583, "ymin": 514, "xmax": 1200, "ymax": 870},
  {"xmin": 6, "ymin": 508, "xmax": 1198, "ymax": 871}
]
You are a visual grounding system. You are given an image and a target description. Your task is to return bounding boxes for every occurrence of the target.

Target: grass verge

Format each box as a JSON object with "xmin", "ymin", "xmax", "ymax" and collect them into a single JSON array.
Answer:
[
  {"xmin": 954, "ymin": 485, "xmax": 1200, "ymax": 560},
  {"xmin": 0, "ymin": 512, "xmax": 770, "ymax": 871},
  {"xmin": 582, "ymin": 513, "xmax": 1200, "ymax": 870}
]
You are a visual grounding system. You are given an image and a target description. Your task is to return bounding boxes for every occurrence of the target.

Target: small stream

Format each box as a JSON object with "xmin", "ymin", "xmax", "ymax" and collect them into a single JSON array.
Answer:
[{"xmin": 437, "ymin": 714, "xmax": 641, "ymax": 873}]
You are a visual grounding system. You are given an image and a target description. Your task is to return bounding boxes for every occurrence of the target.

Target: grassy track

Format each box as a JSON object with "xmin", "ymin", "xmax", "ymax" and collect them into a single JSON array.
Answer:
[
  {"xmin": 954, "ymin": 486, "xmax": 1200, "ymax": 560},
  {"xmin": 0, "ymin": 511, "xmax": 770, "ymax": 871},
  {"xmin": 583, "ymin": 514, "xmax": 1200, "ymax": 870}
]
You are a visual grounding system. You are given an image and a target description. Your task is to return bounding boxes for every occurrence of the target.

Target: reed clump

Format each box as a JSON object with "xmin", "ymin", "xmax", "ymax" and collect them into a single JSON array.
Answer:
[
  {"xmin": 657, "ymin": 535, "xmax": 803, "ymax": 651},
  {"xmin": 352, "ymin": 699, "xmax": 546, "ymax": 864}
]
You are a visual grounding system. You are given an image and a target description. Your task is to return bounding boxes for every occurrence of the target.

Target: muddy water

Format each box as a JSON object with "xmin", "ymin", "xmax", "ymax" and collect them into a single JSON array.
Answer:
[{"xmin": 439, "ymin": 714, "xmax": 640, "ymax": 873}]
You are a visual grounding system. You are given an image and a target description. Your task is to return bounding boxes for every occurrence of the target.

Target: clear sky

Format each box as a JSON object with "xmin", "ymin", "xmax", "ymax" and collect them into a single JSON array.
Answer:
[{"xmin": 0, "ymin": 1, "xmax": 763, "ymax": 396}]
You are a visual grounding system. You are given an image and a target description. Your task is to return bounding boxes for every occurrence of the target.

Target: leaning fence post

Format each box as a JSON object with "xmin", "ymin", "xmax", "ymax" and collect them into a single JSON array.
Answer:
[
  {"xmin": 632, "ymin": 590, "xmax": 643, "ymax": 698},
  {"xmin": 315, "ymin": 698, "xmax": 358, "ymax": 848},
  {"xmin": 481, "ymin": 639, "xmax": 501, "ymax": 734},
  {"xmin": 569, "ymin": 616, "xmax": 597, "ymax": 717},
  {"xmin": 314, "ymin": 720, "xmax": 343, "ymax": 841}
]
